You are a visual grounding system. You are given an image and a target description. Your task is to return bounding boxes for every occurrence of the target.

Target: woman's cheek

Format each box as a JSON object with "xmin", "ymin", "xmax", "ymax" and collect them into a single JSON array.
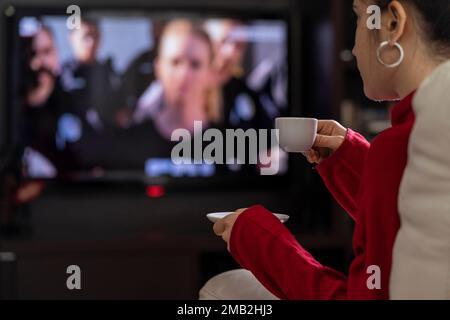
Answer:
[
  {"xmin": 356, "ymin": 25, "xmax": 372, "ymax": 72},
  {"xmin": 353, "ymin": 24, "xmax": 362, "ymax": 58}
]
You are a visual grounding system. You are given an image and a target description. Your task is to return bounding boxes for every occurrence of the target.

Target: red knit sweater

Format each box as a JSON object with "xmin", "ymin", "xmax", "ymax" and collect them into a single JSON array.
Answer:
[{"xmin": 230, "ymin": 92, "xmax": 416, "ymax": 300}]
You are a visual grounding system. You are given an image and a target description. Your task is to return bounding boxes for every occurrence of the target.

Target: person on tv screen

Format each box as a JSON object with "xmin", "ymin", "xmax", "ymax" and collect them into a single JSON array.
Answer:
[
  {"xmin": 121, "ymin": 20, "xmax": 168, "ymax": 113},
  {"xmin": 94, "ymin": 19, "xmax": 220, "ymax": 175},
  {"xmin": 62, "ymin": 18, "xmax": 125, "ymax": 130},
  {"xmin": 20, "ymin": 23, "xmax": 78, "ymax": 177},
  {"xmin": 132, "ymin": 19, "xmax": 220, "ymax": 140},
  {"xmin": 24, "ymin": 25, "xmax": 61, "ymax": 107},
  {"xmin": 204, "ymin": 19, "xmax": 282, "ymax": 131},
  {"xmin": 203, "ymin": 19, "xmax": 259, "ymax": 129},
  {"xmin": 105, "ymin": 19, "xmax": 222, "ymax": 175},
  {"xmin": 204, "ymin": 19, "xmax": 288, "ymax": 173}
]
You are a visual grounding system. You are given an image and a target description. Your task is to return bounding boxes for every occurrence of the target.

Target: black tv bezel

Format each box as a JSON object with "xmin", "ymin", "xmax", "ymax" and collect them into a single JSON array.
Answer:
[{"xmin": 0, "ymin": 0, "xmax": 302, "ymax": 191}]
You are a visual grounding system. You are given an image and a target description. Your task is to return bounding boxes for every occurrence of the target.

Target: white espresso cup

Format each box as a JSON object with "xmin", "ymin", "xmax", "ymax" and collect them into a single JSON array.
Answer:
[{"xmin": 275, "ymin": 117, "xmax": 318, "ymax": 153}]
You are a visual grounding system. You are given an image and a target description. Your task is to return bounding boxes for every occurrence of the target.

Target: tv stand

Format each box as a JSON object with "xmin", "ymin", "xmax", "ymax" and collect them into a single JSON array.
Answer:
[{"xmin": 0, "ymin": 184, "xmax": 350, "ymax": 299}]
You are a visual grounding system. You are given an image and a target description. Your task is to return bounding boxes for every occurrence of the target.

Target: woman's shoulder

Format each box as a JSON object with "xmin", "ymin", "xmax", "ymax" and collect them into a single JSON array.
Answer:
[
  {"xmin": 393, "ymin": 60, "xmax": 450, "ymax": 300},
  {"xmin": 413, "ymin": 60, "xmax": 450, "ymax": 118}
]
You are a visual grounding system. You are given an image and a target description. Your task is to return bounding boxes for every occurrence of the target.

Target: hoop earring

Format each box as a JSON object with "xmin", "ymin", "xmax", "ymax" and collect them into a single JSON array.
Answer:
[{"xmin": 376, "ymin": 41, "xmax": 404, "ymax": 68}]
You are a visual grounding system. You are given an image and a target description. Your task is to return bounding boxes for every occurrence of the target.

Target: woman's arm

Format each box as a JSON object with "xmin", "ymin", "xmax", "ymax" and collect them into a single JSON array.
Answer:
[
  {"xmin": 229, "ymin": 205, "xmax": 348, "ymax": 300},
  {"xmin": 315, "ymin": 128, "xmax": 370, "ymax": 220}
]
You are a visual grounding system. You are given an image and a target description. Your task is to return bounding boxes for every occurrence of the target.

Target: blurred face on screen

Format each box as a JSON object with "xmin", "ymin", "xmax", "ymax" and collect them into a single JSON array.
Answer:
[
  {"xmin": 156, "ymin": 22, "xmax": 212, "ymax": 109},
  {"xmin": 30, "ymin": 28, "xmax": 60, "ymax": 76},
  {"xmin": 26, "ymin": 27, "xmax": 60, "ymax": 107},
  {"xmin": 70, "ymin": 21, "xmax": 99, "ymax": 64},
  {"xmin": 204, "ymin": 19, "xmax": 247, "ymax": 85}
]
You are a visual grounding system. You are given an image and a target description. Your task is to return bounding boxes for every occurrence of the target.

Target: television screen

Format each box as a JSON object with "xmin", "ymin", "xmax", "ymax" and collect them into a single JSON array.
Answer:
[{"xmin": 7, "ymin": 7, "xmax": 290, "ymax": 183}]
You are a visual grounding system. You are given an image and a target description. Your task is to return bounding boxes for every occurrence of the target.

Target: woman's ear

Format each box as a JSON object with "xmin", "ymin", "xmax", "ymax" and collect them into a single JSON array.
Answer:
[{"xmin": 386, "ymin": 0, "xmax": 408, "ymax": 45}]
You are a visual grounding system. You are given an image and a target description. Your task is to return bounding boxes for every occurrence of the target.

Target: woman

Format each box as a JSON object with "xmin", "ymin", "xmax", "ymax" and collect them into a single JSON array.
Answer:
[
  {"xmin": 133, "ymin": 19, "xmax": 221, "ymax": 139},
  {"xmin": 203, "ymin": 0, "xmax": 450, "ymax": 300},
  {"xmin": 118, "ymin": 20, "xmax": 223, "ymax": 168}
]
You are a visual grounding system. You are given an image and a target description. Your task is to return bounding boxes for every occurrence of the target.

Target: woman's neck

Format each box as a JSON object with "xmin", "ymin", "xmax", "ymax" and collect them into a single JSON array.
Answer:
[
  {"xmin": 155, "ymin": 97, "xmax": 208, "ymax": 140},
  {"xmin": 394, "ymin": 53, "xmax": 444, "ymax": 99}
]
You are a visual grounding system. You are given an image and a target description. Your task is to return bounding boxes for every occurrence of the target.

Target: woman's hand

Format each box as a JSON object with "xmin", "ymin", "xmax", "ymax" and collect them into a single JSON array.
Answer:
[
  {"xmin": 213, "ymin": 208, "xmax": 247, "ymax": 251},
  {"xmin": 304, "ymin": 120, "xmax": 347, "ymax": 164}
]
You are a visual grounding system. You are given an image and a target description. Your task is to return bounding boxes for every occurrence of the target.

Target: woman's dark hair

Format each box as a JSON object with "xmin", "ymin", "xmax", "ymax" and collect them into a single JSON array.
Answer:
[{"xmin": 375, "ymin": 0, "xmax": 450, "ymax": 57}]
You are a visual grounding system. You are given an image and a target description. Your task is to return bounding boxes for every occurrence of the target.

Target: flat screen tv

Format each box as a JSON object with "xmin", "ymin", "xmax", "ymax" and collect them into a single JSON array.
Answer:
[{"xmin": 1, "ymin": 1, "xmax": 299, "ymax": 189}]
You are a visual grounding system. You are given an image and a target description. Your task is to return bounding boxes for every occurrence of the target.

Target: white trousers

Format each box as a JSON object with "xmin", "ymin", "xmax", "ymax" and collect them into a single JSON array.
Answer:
[{"xmin": 199, "ymin": 269, "xmax": 280, "ymax": 300}]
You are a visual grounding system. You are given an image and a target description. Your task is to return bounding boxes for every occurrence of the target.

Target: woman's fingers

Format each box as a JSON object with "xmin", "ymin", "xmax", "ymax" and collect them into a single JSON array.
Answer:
[
  {"xmin": 304, "ymin": 149, "xmax": 320, "ymax": 164},
  {"xmin": 213, "ymin": 220, "xmax": 226, "ymax": 236},
  {"xmin": 213, "ymin": 210, "xmax": 245, "ymax": 252},
  {"xmin": 314, "ymin": 134, "xmax": 345, "ymax": 152},
  {"xmin": 301, "ymin": 120, "xmax": 347, "ymax": 164},
  {"xmin": 213, "ymin": 211, "xmax": 241, "ymax": 236},
  {"xmin": 221, "ymin": 228, "xmax": 231, "ymax": 246},
  {"xmin": 317, "ymin": 120, "xmax": 347, "ymax": 137},
  {"xmin": 213, "ymin": 215, "xmax": 233, "ymax": 251}
]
